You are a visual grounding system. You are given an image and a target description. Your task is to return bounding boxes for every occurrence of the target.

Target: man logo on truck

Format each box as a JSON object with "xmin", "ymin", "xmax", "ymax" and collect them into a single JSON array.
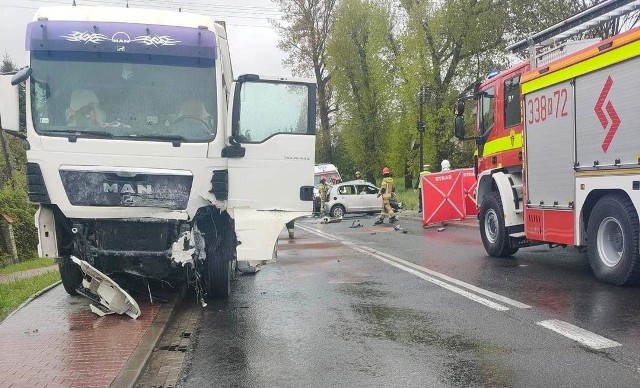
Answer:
[{"xmin": 103, "ymin": 183, "xmax": 153, "ymax": 195}]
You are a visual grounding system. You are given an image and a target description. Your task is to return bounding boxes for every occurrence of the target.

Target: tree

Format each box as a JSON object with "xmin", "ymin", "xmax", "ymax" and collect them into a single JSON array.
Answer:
[
  {"xmin": 396, "ymin": 0, "xmax": 510, "ymax": 170},
  {"xmin": 273, "ymin": 0, "xmax": 338, "ymax": 163},
  {"xmin": 327, "ymin": 0, "xmax": 394, "ymax": 183}
]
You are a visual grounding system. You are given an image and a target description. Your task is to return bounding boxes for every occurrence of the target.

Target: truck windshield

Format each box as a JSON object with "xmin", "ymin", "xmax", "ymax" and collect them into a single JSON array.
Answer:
[{"xmin": 30, "ymin": 51, "xmax": 217, "ymax": 142}]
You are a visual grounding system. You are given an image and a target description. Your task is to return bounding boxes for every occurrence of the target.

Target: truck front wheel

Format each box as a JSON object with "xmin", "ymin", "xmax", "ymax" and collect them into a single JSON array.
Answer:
[
  {"xmin": 58, "ymin": 256, "xmax": 83, "ymax": 295},
  {"xmin": 587, "ymin": 194, "xmax": 640, "ymax": 286},
  {"xmin": 206, "ymin": 227, "xmax": 237, "ymax": 299},
  {"xmin": 479, "ymin": 191, "xmax": 518, "ymax": 257}
]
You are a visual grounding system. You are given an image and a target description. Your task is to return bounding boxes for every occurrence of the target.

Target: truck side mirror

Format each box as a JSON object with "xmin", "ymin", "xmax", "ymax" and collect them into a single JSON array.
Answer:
[
  {"xmin": 11, "ymin": 66, "xmax": 32, "ymax": 86},
  {"xmin": 454, "ymin": 115, "xmax": 466, "ymax": 140},
  {"xmin": 0, "ymin": 74, "xmax": 20, "ymax": 132}
]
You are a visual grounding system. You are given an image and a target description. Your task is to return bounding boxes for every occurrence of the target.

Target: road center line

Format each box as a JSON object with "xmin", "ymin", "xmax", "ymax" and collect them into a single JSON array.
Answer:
[
  {"xmin": 537, "ymin": 319, "xmax": 621, "ymax": 350},
  {"xmin": 299, "ymin": 224, "xmax": 622, "ymax": 350},
  {"xmin": 298, "ymin": 224, "xmax": 509, "ymax": 311},
  {"xmin": 299, "ymin": 224, "xmax": 530, "ymax": 309},
  {"xmin": 357, "ymin": 245, "xmax": 531, "ymax": 309}
]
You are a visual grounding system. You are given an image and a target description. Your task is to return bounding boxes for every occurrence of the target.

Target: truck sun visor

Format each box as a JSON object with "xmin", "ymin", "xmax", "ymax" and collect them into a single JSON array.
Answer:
[{"xmin": 26, "ymin": 20, "xmax": 217, "ymax": 59}]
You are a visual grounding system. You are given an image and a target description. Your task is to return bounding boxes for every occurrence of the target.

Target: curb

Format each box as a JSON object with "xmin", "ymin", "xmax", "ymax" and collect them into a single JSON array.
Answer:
[{"xmin": 110, "ymin": 284, "xmax": 187, "ymax": 388}]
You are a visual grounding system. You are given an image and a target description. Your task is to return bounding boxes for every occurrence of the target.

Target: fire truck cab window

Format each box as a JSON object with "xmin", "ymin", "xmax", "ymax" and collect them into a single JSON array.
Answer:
[
  {"xmin": 504, "ymin": 76, "xmax": 521, "ymax": 127},
  {"xmin": 480, "ymin": 86, "xmax": 495, "ymax": 135}
]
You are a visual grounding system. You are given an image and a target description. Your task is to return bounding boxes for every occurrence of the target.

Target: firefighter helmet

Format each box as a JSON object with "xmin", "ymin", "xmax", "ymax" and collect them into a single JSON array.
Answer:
[
  {"xmin": 382, "ymin": 167, "xmax": 390, "ymax": 175},
  {"xmin": 441, "ymin": 159, "xmax": 451, "ymax": 171},
  {"xmin": 320, "ymin": 177, "xmax": 326, "ymax": 183}
]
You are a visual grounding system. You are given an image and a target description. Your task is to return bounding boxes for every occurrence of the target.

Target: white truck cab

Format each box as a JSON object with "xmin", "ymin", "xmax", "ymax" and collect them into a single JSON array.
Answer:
[{"xmin": 0, "ymin": 5, "xmax": 316, "ymax": 301}]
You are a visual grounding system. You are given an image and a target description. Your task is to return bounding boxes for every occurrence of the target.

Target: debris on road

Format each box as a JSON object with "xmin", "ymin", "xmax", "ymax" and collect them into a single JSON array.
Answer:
[
  {"xmin": 321, "ymin": 216, "xmax": 343, "ymax": 224},
  {"xmin": 71, "ymin": 256, "xmax": 141, "ymax": 319}
]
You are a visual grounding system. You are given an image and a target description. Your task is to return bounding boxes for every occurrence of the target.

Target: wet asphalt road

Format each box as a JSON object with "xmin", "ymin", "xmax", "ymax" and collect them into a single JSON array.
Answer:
[{"xmin": 180, "ymin": 215, "xmax": 640, "ymax": 387}]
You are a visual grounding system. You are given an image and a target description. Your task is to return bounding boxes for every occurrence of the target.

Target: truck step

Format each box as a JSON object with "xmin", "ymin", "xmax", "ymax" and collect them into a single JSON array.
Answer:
[{"xmin": 509, "ymin": 232, "xmax": 526, "ymax": 238}]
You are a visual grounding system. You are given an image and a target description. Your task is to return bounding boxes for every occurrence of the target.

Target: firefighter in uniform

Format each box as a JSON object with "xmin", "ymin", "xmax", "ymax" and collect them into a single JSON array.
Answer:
[
  {"xmin": 375, "ymin": 167, "xmax": 398, "ymax": 224},
  {"xmin": 318, "ymin": 177, "xmax": 330, "ymax": 215}
]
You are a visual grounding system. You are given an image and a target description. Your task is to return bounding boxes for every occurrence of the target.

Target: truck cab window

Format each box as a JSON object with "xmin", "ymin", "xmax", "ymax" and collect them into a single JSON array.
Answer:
[
  {"xmin": 504, "ymin": 76, "xmax": 521, "ymax": 127},
  {"xmin": 236, "ymin": 82, "xmax": 310, "ymax": 143},
  {"xmin": 29, "ymin": 51, "xmax": 217, "ymax": 142},
  {"xmin": 480, "ymin": 86, "xmax": 495, "ymax": 136}
]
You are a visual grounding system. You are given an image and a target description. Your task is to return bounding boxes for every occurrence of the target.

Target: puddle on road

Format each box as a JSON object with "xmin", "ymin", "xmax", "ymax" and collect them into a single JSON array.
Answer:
[{"xmin": 338, "ymin": 282, "xmax": 514, "ymax": 387}]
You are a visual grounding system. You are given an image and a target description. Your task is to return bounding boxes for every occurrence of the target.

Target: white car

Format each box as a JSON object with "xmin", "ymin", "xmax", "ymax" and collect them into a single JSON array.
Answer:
[{"xmin": 325, "ymin": 180, "xmax": 381, "ymax": 218}]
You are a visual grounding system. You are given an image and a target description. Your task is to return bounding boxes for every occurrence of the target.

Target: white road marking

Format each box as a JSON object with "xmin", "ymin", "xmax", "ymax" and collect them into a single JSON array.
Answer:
[
  {"xmin": 298, "ymin": 224, "xmax": 509, "ymax": 311},
  {"xmin": 537, "ymin": 319, "xmax": 621, "ymax": 350},
  {"xmin": 360, "ymin": 245, "xmax": 531, "ymax": 309},
  {"xmin": 299, "ymin": 224, "xmax": 530, "ymax": 309},
  {"xmin": 298, "ymin": 224, "xmax": 623, "ymax": 350}
]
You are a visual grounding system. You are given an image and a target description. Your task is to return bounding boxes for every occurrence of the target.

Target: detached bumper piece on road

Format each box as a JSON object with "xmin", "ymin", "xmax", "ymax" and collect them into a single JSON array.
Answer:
[{"xmin": 71, "ymin": 256, "xmax": 141, "ymax": 319}]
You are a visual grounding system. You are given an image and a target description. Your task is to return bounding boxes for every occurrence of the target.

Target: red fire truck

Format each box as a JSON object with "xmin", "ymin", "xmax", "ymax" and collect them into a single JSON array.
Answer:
[{"xmin": 454, "ymin": 0, "xmax": 640, "ymax": 285}]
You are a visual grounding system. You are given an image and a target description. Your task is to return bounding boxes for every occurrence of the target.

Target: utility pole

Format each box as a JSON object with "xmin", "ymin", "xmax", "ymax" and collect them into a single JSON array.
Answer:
[{"xmin": 417, "ymin": 85, "xmax": 426, "ymax": 175}]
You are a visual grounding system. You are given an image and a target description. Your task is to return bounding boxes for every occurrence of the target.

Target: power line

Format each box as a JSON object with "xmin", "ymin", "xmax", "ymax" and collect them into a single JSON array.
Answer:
[
  {"xmin": 17, "ymin": 0, "xmax": 281, "ymax": 15},
  {"xmin": 3, "ymin": 3, "xmax": 278, "ymax": 29},
  {"xmin": 4, "ymin": 1, "xmax": 280, "ymax": 25}
]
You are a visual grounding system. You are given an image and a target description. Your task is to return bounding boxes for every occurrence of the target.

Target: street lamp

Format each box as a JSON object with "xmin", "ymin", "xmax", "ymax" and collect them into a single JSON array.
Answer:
[{"xmin": 417, "ymin": 85, "xmax": 426, "ymax": 174}]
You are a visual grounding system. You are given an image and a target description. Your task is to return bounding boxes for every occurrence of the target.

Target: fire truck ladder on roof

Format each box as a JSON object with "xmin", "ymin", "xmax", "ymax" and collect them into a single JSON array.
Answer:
[{"xmin": 507, "ymin": 0, "xmax": 640, "ymax": 66}]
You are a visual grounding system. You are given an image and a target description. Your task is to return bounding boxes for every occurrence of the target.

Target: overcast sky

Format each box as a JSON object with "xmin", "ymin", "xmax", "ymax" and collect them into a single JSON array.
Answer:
[{"xmin": 0, "ymin": 0, "xmax": 294, "ymax": 77}]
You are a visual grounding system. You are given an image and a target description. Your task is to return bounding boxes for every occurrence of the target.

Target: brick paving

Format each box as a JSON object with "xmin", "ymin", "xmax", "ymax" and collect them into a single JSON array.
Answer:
[
  {"xmin": 136, "ymin": 293, "xmax": 200, "ymax": 388},
  {"xmin": 0, "ymin": 264, "xmax": 59, "ymax": 284},
  {"xmin": 0, "ymin": 285, "xmax": 162, "ymax": 388}
]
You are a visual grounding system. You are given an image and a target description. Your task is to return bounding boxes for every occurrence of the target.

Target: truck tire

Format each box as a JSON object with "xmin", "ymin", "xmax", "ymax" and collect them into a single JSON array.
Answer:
[
  {"xmin": 587, "ymin": 194, "xmax": 640, "ymax": 286},
  {"xmin": 479, "ymin": 191, "xmax": 518, "ymax": 257},
  {"xmin": 206, "ymin": 227, "xmax": 236, "ymax": 299},
  {"xmin": 58, "ymin": 256, "xmax": 83, "ymax": 296}
]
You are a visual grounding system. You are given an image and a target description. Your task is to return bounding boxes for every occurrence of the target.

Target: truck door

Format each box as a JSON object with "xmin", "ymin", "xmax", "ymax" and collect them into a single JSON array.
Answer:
[
  {"xmin": 223, "ymin": 75, "xmax": 316, "ymax": 262},
  {"xmin": 225, "ymin": 75, "xmax": 316, "ymax": 212}
]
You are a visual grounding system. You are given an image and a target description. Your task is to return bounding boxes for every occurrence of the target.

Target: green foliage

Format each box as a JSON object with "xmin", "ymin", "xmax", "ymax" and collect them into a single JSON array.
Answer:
[
  {"xmin": 327, "ymin": 0, "xmax": 394, "ymax": 183},
  {"xmin": 395, "ymin": 186, "xmax": 419, "ymax": 211},
  {"xmin": 322, "ymin": 0, "xmax": 514, "ymax": 188},
  {"xmin": 0, "ymin": 136, "xmax": 27, "ymax": 189},
  {"xmin": 0, "ymin": 271, "xmax": 60, "ymax": 321},
  {"xmin": 281, "ymin": 0, "xmax": 637, "ymax": 187},
  {"xmin": 0, "ymin": 258, "xmax": 55, "ymax": 274},
  {"xmin": 0, "ymin": 185, "xmax": 38, "ymax": 260}
]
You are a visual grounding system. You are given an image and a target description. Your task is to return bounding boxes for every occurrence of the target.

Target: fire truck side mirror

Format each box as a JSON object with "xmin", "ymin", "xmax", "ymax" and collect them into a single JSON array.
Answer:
[
  {"xmin": 473, "ymin": 82, "xmax": 481, "ymax": 99},
  {"xmin": 454, "ymin": 115, "xmax": 465, "ymax": 140}
]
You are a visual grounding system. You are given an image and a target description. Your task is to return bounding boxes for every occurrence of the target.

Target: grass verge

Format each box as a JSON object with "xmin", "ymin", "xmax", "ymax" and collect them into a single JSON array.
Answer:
[
  {"xmin": 395, "ymin": 187, "xmax": 419, "ymax": 211},
  {"xmin": 0, "ymin": 271, "xmax": 61, "ymax": 321},
  {"xmin": 0, "ymin": 258, "xmax": 56, "ymax": 275}
]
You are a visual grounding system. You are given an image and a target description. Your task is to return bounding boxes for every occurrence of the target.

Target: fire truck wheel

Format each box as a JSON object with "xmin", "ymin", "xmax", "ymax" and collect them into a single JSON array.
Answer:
[
  {"xmin": 206, "ymin": 227, "xmax": 237, "ymax": 299},
  {"xmin": 587, "ymin": 194, "xmax": 640, "ymax": 286},
  {"xmin": 479, "ymin": 191, "xmax": 518, "ymax": 257},
  {"xmin": 58, "ymin": 256, "xmax": 83, "ymax": 296}
]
